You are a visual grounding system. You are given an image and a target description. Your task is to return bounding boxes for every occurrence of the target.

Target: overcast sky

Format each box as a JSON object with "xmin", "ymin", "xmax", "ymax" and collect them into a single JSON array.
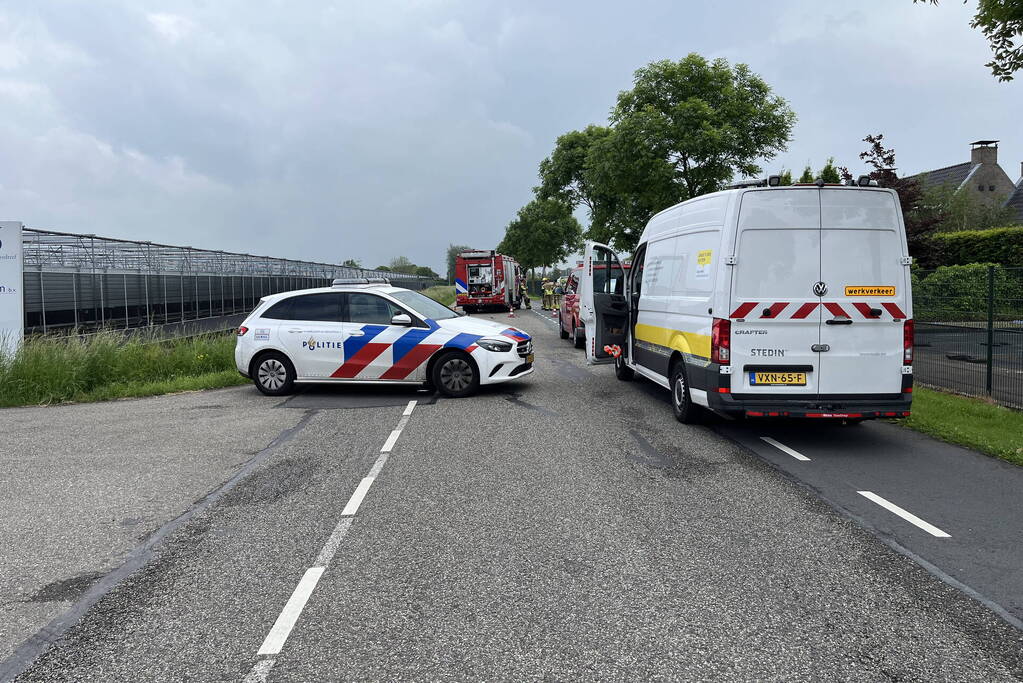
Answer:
[{"xmin": 1, "ymin": 1, "xmax": 1020, "ymax": 272}]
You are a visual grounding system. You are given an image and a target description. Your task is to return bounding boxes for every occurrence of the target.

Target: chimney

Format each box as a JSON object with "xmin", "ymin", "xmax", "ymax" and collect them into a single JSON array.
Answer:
[{"xmin": 970, "ymin": 140, "xmax": 998, "ymax": 166}]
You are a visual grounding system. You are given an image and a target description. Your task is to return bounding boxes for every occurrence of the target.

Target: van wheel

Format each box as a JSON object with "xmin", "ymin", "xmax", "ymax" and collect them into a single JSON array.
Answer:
[
  {"xmin": 670, "ymin": 364, "xmax": 702, "ymax": 424},
  {"xmin": 573, "ymin": 325, "xmax": 585, "ymax": 349},
  {"xmin": 614, "ymin": 353, "xmax": 634, "ymax": 381},
  {"xmin": 253, "ymin": 352, "xmax": 296, "ymax": 396},
  {"xmin": 559, "ymin": 314, "xmax": 570, "ymax": 339},
  {"xmin": 431, "ymin": 351, "xmax": 480, "ymax": 398}
]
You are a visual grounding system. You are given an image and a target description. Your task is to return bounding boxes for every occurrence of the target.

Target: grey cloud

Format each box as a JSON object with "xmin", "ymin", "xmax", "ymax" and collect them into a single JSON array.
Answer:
[{"xmin": 1, "ymin": 1, "xmax": 1020, "ymax": 272}]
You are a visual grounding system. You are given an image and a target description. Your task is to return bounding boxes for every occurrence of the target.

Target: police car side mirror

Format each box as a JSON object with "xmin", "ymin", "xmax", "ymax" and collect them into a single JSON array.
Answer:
[{"xmin": 391, "ymin": 313, "xmax": 413, "ymax": 326}]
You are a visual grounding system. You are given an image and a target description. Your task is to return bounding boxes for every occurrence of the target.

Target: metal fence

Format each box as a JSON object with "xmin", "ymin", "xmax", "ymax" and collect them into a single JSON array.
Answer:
[
  {"xmin": 21, "ymin": 228, "xmax": 430, "ymax": 335},
  {"xmin": 913, "ymin": 265, "xmax": 1023, "ymax": 409}
]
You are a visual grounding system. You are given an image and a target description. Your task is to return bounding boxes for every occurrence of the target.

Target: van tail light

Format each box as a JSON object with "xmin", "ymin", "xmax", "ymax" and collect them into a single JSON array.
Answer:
[
  {"xmin": 237, "ymin": 326, "xmax": 249, "ymax": 337},
  {"xmin": 712, "ymin": 318, "xmax": 731, "ymax": 365},
  {"xmin": 903, "ymin": 319, "xmax": 914, "ymax": 364}
]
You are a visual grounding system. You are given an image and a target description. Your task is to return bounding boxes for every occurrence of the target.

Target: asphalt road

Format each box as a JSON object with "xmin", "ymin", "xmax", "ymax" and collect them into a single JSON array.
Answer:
[{"xmin": 2, "ymin": 308, "xmax": 1023, "ymax": 681}]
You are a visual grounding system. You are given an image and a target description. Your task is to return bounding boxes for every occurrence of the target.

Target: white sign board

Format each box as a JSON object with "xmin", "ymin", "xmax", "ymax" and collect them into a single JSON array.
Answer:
[{"xmin": 0, "ymin": 222, "xmax": 24, "ymax": 358}]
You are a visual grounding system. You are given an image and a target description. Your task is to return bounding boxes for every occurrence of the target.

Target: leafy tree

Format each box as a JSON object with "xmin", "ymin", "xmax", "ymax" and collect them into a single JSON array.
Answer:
[
  {"xmin": 857, "ymin": 133, "xmax": 941, "ymax": 260},
  {"xmin": 340, "ymin": 258, "xmax": 362, "ymax": 268},
  {"xmin": 536, "ymin": 125, "xmax": 614, "ymax": 220},
  {"xmin": 375, "ymin": 265, "xmax": 391, "ymax": 272},
  {"xmin": 497, "ymin": 199, "xmax": 582, "ymax": 270},
  {"xmin": 414, "ymin": 265, "xmax": 440, "ymax": 278},
  {"xmin": 798, "ymin": 165, "xmax": 814, "ymax": 183},
  {"xmin": 581, "ymin": 54, "xmax": 796, "ymax": 251},
  {"xmin": 388, "ymin": 256, "xmax": 417, "ymax": 275},
  {"xmin": 778, "ymin": 169, "xmax": 793, "ymax": 186},
  {"xmin": 921, "ymin": 183, "xmax": 1020, "ymax": 232},
  {"xmin": 819, "ymin": 157, "xmax": 842, "ymax": 184},
  {"xmin": 917, "ymin": 0, "xmax": 1023, "ymax": 81},
  {"xmin": 446, "ymin": 244, "xmax": 472, "ymax": 284}
]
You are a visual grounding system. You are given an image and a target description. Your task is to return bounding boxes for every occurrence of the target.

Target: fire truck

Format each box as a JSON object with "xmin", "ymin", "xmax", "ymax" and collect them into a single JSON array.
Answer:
[{"xmin": 455, "ymin": 250, "xmax": 523, "ymax": 313}]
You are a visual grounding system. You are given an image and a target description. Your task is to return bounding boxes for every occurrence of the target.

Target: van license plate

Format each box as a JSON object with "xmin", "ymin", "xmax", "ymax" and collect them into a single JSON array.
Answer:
[{"xmin": 750, "ymin": 372, "xmax": 806, "ymax": 386}]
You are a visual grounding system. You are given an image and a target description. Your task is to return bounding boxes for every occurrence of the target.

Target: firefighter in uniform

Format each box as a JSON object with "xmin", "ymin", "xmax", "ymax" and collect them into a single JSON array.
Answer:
[
  {"xmin": 519, "ymin": 280, "xmax": 531, "ymax": 309},
  {"xmin": 541, "ymin": 278, "xmax": 555, "ymax": 310},
  {"xmin": 553, "ymin": 278, "xmax": 565, "ymax": 310}
]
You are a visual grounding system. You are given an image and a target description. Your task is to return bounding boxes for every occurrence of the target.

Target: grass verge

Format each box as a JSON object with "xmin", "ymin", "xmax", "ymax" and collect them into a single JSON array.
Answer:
[
  {"xmin": 420, "ymin": 284, "xmax": 455, "ymax": 307},
  {"xmin": 897, "ymin": 387, "xmax": 1023, "ymax": 466},
  {"xmin": 0, "ymin": 331, "xmax": 247, "ymax": 408}
]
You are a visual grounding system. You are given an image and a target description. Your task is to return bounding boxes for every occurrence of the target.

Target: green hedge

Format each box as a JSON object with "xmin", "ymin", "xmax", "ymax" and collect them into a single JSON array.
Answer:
[
  {"xmin": 912, "ymin": 263, "xmax": 1022, "ymax": 322},
  {"xmin": 927, "ymin": 227, "xmax": 1023, "ymax": 268}
]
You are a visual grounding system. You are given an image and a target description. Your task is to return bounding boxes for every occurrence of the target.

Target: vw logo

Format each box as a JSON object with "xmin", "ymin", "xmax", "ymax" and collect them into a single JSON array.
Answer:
[{"xmin": 812, "ymin": 281, "xmax": 828, "ymax": 297}]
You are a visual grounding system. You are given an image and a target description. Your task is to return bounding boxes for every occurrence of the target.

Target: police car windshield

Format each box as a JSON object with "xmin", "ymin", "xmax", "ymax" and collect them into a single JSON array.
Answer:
[{"xmin": 390, "ymin": 290, "xmax": 459, "ymax": 321}]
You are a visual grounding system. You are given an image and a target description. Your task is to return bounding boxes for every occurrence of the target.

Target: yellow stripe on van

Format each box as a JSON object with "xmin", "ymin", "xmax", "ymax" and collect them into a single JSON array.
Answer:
[{"xmin": 634, "ymin": 323, "xmax": 712, "ymax": 360}]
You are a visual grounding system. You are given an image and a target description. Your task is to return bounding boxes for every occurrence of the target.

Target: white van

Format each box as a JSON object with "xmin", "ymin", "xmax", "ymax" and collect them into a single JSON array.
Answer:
[{"xmin": 578, "ymin": 181, "xmax": 914, "ymax": 423}]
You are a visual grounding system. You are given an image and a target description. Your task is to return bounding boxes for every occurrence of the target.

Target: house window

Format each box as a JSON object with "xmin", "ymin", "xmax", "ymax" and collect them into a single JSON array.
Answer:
[
  {"xmin": 979, "ymin": 184, "xmax": 985, "ymax": 191},
  {"xmin": 989, "ymin": 185, "xmax": 996, "ymax": 191}
]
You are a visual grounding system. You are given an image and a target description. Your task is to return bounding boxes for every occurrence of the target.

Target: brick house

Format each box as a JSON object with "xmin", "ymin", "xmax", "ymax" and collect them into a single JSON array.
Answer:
[{"xmin": 909, "ymin": 140, "xmax": 1023, "ymax": 222}]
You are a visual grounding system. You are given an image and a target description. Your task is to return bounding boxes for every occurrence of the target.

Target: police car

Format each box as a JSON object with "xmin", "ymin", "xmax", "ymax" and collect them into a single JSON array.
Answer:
[{"xmin": 235, "ymin": 279, "xmax": 534, "ymax": 397}]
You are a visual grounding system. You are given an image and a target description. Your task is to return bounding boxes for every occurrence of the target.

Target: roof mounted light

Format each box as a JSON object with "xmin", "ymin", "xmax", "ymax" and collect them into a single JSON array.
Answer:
[
  {"xmin": 857, "ymin": 175, "xmax": 871, "ymax": 187},
  {"xmin": 332, "ymin": 277, "xmax": 390, "ymax": 287},
  {"xmin": 767, "ymin": 175, "xmax": 782, "ymax": 187}
]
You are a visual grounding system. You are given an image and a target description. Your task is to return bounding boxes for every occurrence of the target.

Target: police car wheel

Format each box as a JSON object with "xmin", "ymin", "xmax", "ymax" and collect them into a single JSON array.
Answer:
[
  {"xmin": 670, "ymin": 364, "xmax": 701, "ymax": 424},
  {"xmin": 432, "ymin": 351, "xmax": 479, "ymax": 398},
  {"xmin": 254, "ymin": 352, "xmax": 295, "ymax": 396},
  {"xmin": 614, "ymin": 353, "xmax": 634, "ymax": 381}
]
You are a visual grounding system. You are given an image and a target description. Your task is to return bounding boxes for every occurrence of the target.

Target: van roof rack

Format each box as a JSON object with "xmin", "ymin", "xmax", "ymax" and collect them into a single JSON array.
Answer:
[
  {"xmin": 727, "ymin": 178, "xmax": 768, "ymax": 189},
  {"xmin": 332, "ymin": 277, "xmax": 390, "ymax": 287}
]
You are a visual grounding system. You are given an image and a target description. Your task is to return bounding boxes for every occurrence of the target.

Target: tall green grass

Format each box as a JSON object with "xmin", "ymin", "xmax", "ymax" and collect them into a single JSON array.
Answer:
[
  {"xmin": 898, "ymin": 387, "xmax": 1023, "ymax": 466},
  {"xmin": 420, "ymin": 285, "xmax": 456, "ymax": 307},
  {"xmin": 0, "ymin": 331, "xmax": 246, "ymax": 407}
]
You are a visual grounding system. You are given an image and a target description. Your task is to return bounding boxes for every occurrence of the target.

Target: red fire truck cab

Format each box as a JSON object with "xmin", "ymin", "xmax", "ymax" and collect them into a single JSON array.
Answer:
[{"xmin": 455, "ymin": 250, "xmax": 523, "ymax": 313}]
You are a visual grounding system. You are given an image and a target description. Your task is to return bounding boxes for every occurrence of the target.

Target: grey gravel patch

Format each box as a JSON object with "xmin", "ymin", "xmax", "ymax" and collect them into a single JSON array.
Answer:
[
  {"xmin": 219, "ymin": 456, "xmax": 320, "ymax": 507},
  {"xmin": 502, "ymin": 391, "xmax": 558, "ymax": 417},
  {"xmin": 26, "ymin": 574, "xmax": 105, "ymax": 604},
  {"xmin": 278, "ymin": 386, "xmax": 438, "ymax": 410},
  {"xmin": 548, "ymin": 357, "xmax": 592, "ymax": 382},
  {"xmin": 627, "ymin": 430, "xmax": 674, "ymax": 468}
]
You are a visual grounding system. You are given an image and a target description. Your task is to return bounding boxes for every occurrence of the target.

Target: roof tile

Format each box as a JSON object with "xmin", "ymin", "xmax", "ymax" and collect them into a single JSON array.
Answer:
[{"xmin": 908, "ymin": 162, "xmax": 975, "ymax": 190}]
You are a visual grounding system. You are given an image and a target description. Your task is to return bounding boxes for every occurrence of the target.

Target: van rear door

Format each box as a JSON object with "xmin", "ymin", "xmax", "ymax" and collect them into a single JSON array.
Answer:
[
  {"xmin": 579, "ymin": 241, "xmax": 628, "ymax": 364},
  {"xmin": 729, "ymin": 189, "xmax": 822, "ymax": 397},
  {"xmin": 817, "ymin": 189, "xmax": 907, "ymax": 395}
]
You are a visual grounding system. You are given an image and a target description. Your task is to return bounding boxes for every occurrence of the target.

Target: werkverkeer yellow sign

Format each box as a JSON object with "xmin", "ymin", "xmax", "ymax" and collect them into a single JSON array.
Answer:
[{"xmin": 845, "ymin": 286, "xmax": 896, "ymax": 296}]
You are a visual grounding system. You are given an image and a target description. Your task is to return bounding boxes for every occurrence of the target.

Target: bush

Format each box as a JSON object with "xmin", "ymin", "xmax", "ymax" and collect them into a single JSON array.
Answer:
[
  {"xmin": 0, "ymin": 331, "xmax": 242, "ymax": 407},
  {"xmin": 913, "ymin": 263, "xmax": 1017, "ymax": 321},
  {"xmin": 928, "ymin": 227, "xmax": 1023, "ymax": 268}
]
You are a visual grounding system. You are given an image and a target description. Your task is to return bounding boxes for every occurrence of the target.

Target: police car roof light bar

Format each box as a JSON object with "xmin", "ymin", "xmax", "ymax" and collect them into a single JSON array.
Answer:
[{"xmin": 332, "ymin": 277, "xmax": 390, "ymax": 287}]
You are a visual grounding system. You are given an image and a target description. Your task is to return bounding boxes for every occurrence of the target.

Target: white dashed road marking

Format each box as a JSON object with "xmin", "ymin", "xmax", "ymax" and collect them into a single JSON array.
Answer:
[
  {"xmin": 760, "ymin": 436, "xmax": 811, "ymax": 461},
  {"xmin": 531, "ymin": 309, "xmax": 559, "ymax": 326},
  {"xmin": 341, "ymin": 477, "xmax": 374, "ymax": 516},
  {"xmin": 242, "ymin": 399, "xmax": 418, "ymax": 681},
  {"xmin": 858, "ymin": 490, "xmax": 951, "ymax": 538},
  {"xmin": 256, "ymin": 568, "xmax": 325, "ymax": 656}
]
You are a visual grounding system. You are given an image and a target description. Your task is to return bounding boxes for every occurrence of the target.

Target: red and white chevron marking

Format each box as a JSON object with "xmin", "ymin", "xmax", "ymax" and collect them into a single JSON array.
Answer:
[{"xmin": 729, "ymin": 301, "xmax": 907, "ymax": 320}]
